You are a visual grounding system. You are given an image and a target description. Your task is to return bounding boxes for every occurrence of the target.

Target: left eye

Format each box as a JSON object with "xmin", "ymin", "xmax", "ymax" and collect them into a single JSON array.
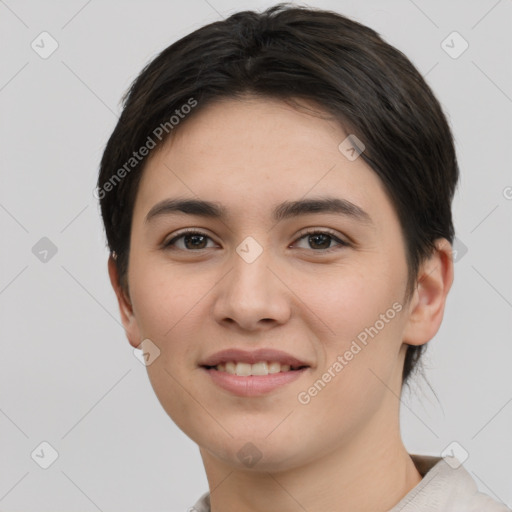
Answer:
[
  {"xmin": 163, "ymin": 229, "xmax": 348, "ymax": 252},
  {"xmin": 293, "ymin": 230, "xmax": 347, "ymax": 251}
]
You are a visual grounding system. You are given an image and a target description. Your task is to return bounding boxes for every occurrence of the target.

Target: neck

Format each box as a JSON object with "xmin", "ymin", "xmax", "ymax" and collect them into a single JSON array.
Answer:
[{"xmin": 200, "ymin": 406, "xmax": 423, "ymax": 512}]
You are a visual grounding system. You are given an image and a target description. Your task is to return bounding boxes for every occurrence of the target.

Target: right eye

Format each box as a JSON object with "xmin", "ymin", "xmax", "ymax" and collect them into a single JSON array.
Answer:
[{"xmin": 163, "ymin": 229, "xmax": 218, "ymax": 251}]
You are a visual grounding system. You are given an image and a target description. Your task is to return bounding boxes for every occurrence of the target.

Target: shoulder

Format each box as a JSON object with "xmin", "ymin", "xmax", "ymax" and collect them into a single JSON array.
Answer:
[
  {"xmin": 190, "ymin": 490, "xmax": 210, "ymax": 512},
  {"xmin": 394, "ymin": 454, "xmax": 511, "ymax": 512}
]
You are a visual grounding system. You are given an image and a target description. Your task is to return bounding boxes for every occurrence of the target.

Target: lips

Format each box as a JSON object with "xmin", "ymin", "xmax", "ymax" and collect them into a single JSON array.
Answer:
[{"xmin": 199, "ymin": 348, "xmax": 310, "ymax": 369}]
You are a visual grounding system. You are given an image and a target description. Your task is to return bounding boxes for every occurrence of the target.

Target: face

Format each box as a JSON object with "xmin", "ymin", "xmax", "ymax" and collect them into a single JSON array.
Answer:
[{"xmin": 117, "ymin": 97, "xmax": 433, "ymax": 472}]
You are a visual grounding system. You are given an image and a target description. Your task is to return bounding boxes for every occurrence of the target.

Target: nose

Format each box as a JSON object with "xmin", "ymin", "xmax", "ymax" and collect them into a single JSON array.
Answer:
[{"xmin": 212, "ymin": 245, "xmax": 292, "ymax": 331}]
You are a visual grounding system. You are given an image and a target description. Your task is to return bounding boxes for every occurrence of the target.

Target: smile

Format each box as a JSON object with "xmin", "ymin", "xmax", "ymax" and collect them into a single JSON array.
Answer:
[
  {"xmin": 204, "ymin": 361, "xmax": 308, "ymax": 376},
  {"xmin": 201, "ymin": 365, "xmax": 309, "ymax": 396}
]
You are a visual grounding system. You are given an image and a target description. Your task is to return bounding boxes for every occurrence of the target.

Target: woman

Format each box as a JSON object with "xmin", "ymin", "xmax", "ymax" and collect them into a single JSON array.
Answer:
[{"xmin": 97, "ymin": 4, "xmax": 509, "ymax": 511}]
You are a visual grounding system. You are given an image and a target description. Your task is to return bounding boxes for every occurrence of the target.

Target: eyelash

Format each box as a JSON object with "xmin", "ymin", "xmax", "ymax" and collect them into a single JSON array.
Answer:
[{"xmin": 162, "ymin": 228, "xmax": 349, "ymax": 253}]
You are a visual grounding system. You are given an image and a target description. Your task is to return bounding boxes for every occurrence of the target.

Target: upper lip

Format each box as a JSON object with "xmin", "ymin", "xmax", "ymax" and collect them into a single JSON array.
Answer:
[{"xmin": 199, "ymin": 348, "xmax": 310, "ymax": 368}]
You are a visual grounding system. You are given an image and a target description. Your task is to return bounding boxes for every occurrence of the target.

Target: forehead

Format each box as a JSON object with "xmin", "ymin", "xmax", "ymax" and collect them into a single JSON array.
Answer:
[{"xmin": 134, "ymin": 97, "xmax": 395, "ymax": 226}]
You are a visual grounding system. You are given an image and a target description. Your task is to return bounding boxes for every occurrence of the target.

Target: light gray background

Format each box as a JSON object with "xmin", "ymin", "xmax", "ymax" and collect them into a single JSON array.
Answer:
[{"xmin": 1, "ymin": 0, "xmax": 511, "ymax": 510}]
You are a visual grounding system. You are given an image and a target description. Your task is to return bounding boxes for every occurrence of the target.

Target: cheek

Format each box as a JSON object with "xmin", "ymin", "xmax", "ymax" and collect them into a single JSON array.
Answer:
[
  {"xmin": 292, "ymin": 260, "xmax": 403, "ymax": 343},
  {"xmin": 293, "ymin": 258, "xmax": 406, "ymax": 398},
  {"xmin": 294, "ymin": 306, "xmax": 406, "ymax": 450},
  {"xmin": 128, "ymin": 251, "xmax": 209, "ymax": 341}
]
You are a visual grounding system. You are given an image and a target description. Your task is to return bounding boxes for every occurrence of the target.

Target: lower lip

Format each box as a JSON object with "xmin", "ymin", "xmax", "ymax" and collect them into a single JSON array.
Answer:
[{"xmin": 201, "ymin": 367, "xmax": 308, "ymax": 396}]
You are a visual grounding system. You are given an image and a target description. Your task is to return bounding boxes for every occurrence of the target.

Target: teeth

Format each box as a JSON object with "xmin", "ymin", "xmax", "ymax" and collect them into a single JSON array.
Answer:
[
  {"xmin": 268, "ymin": 362, "xmax": 282, "ymax": 374},
  {"xmin": 215, "ymin": 361, "xmax": 296, "ymax": 376}
]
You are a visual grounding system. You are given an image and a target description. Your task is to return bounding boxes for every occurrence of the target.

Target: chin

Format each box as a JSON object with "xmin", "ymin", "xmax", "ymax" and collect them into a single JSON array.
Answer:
[{"xmin": 198, "ymin": 432, "xmax": 311, "ymax": 473}]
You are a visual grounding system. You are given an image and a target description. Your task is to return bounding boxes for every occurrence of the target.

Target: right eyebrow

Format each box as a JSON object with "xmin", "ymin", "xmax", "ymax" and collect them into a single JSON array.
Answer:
[{"xmin": 145, "ymin": 198, "xmax": 226, "ymax": 223}]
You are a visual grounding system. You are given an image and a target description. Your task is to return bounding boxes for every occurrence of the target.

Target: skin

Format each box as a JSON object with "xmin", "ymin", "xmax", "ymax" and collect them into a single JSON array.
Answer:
[{"xmin": 109, "ymin": 96, "xmax": 454, "ymax": 512}]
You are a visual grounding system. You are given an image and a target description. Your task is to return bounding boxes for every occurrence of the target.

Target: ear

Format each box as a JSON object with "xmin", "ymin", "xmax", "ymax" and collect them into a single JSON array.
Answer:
[
  {"xmin": 108, "ymin": 255, "xmax": 142, "ymax": 349},
  {"xmin": 402, "ymin": 238, "xmax": 454, "ymax": 346}
]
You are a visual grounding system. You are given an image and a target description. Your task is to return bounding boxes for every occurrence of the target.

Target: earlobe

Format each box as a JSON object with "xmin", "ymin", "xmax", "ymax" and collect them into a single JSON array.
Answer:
[
  {"xmin": 402, "ymin": 238, "xmax": 454, "ymax": 347},
  {"xmin": 107, "ymin": 255, "xmax": 142, "ymax": 349}
]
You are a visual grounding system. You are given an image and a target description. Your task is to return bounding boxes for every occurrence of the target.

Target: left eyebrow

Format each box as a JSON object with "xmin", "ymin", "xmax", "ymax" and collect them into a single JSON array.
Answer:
[
  {"xmin": 273, "ymin": 197, "xmax": 373, "ymax": 226},
  {"xmin": 145, "ymin": 196, "xmax": 373, "ymax": 226}
]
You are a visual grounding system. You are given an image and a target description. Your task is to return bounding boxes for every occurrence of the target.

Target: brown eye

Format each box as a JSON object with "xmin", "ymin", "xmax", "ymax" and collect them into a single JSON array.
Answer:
[
  {"xmin": 294, "ymin": 230, "xmax": 349, "ymax": 251},
  {"xmin": 164, "ymin": 230, "xmax": 215, "ymax": 250},
  {"xmin": 307, "ymin": 233, "xmax": 332, "ymax": 250},
  {"xmin": 182, "ymin": 234, "xmax": 208, "ymax": 250}
]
